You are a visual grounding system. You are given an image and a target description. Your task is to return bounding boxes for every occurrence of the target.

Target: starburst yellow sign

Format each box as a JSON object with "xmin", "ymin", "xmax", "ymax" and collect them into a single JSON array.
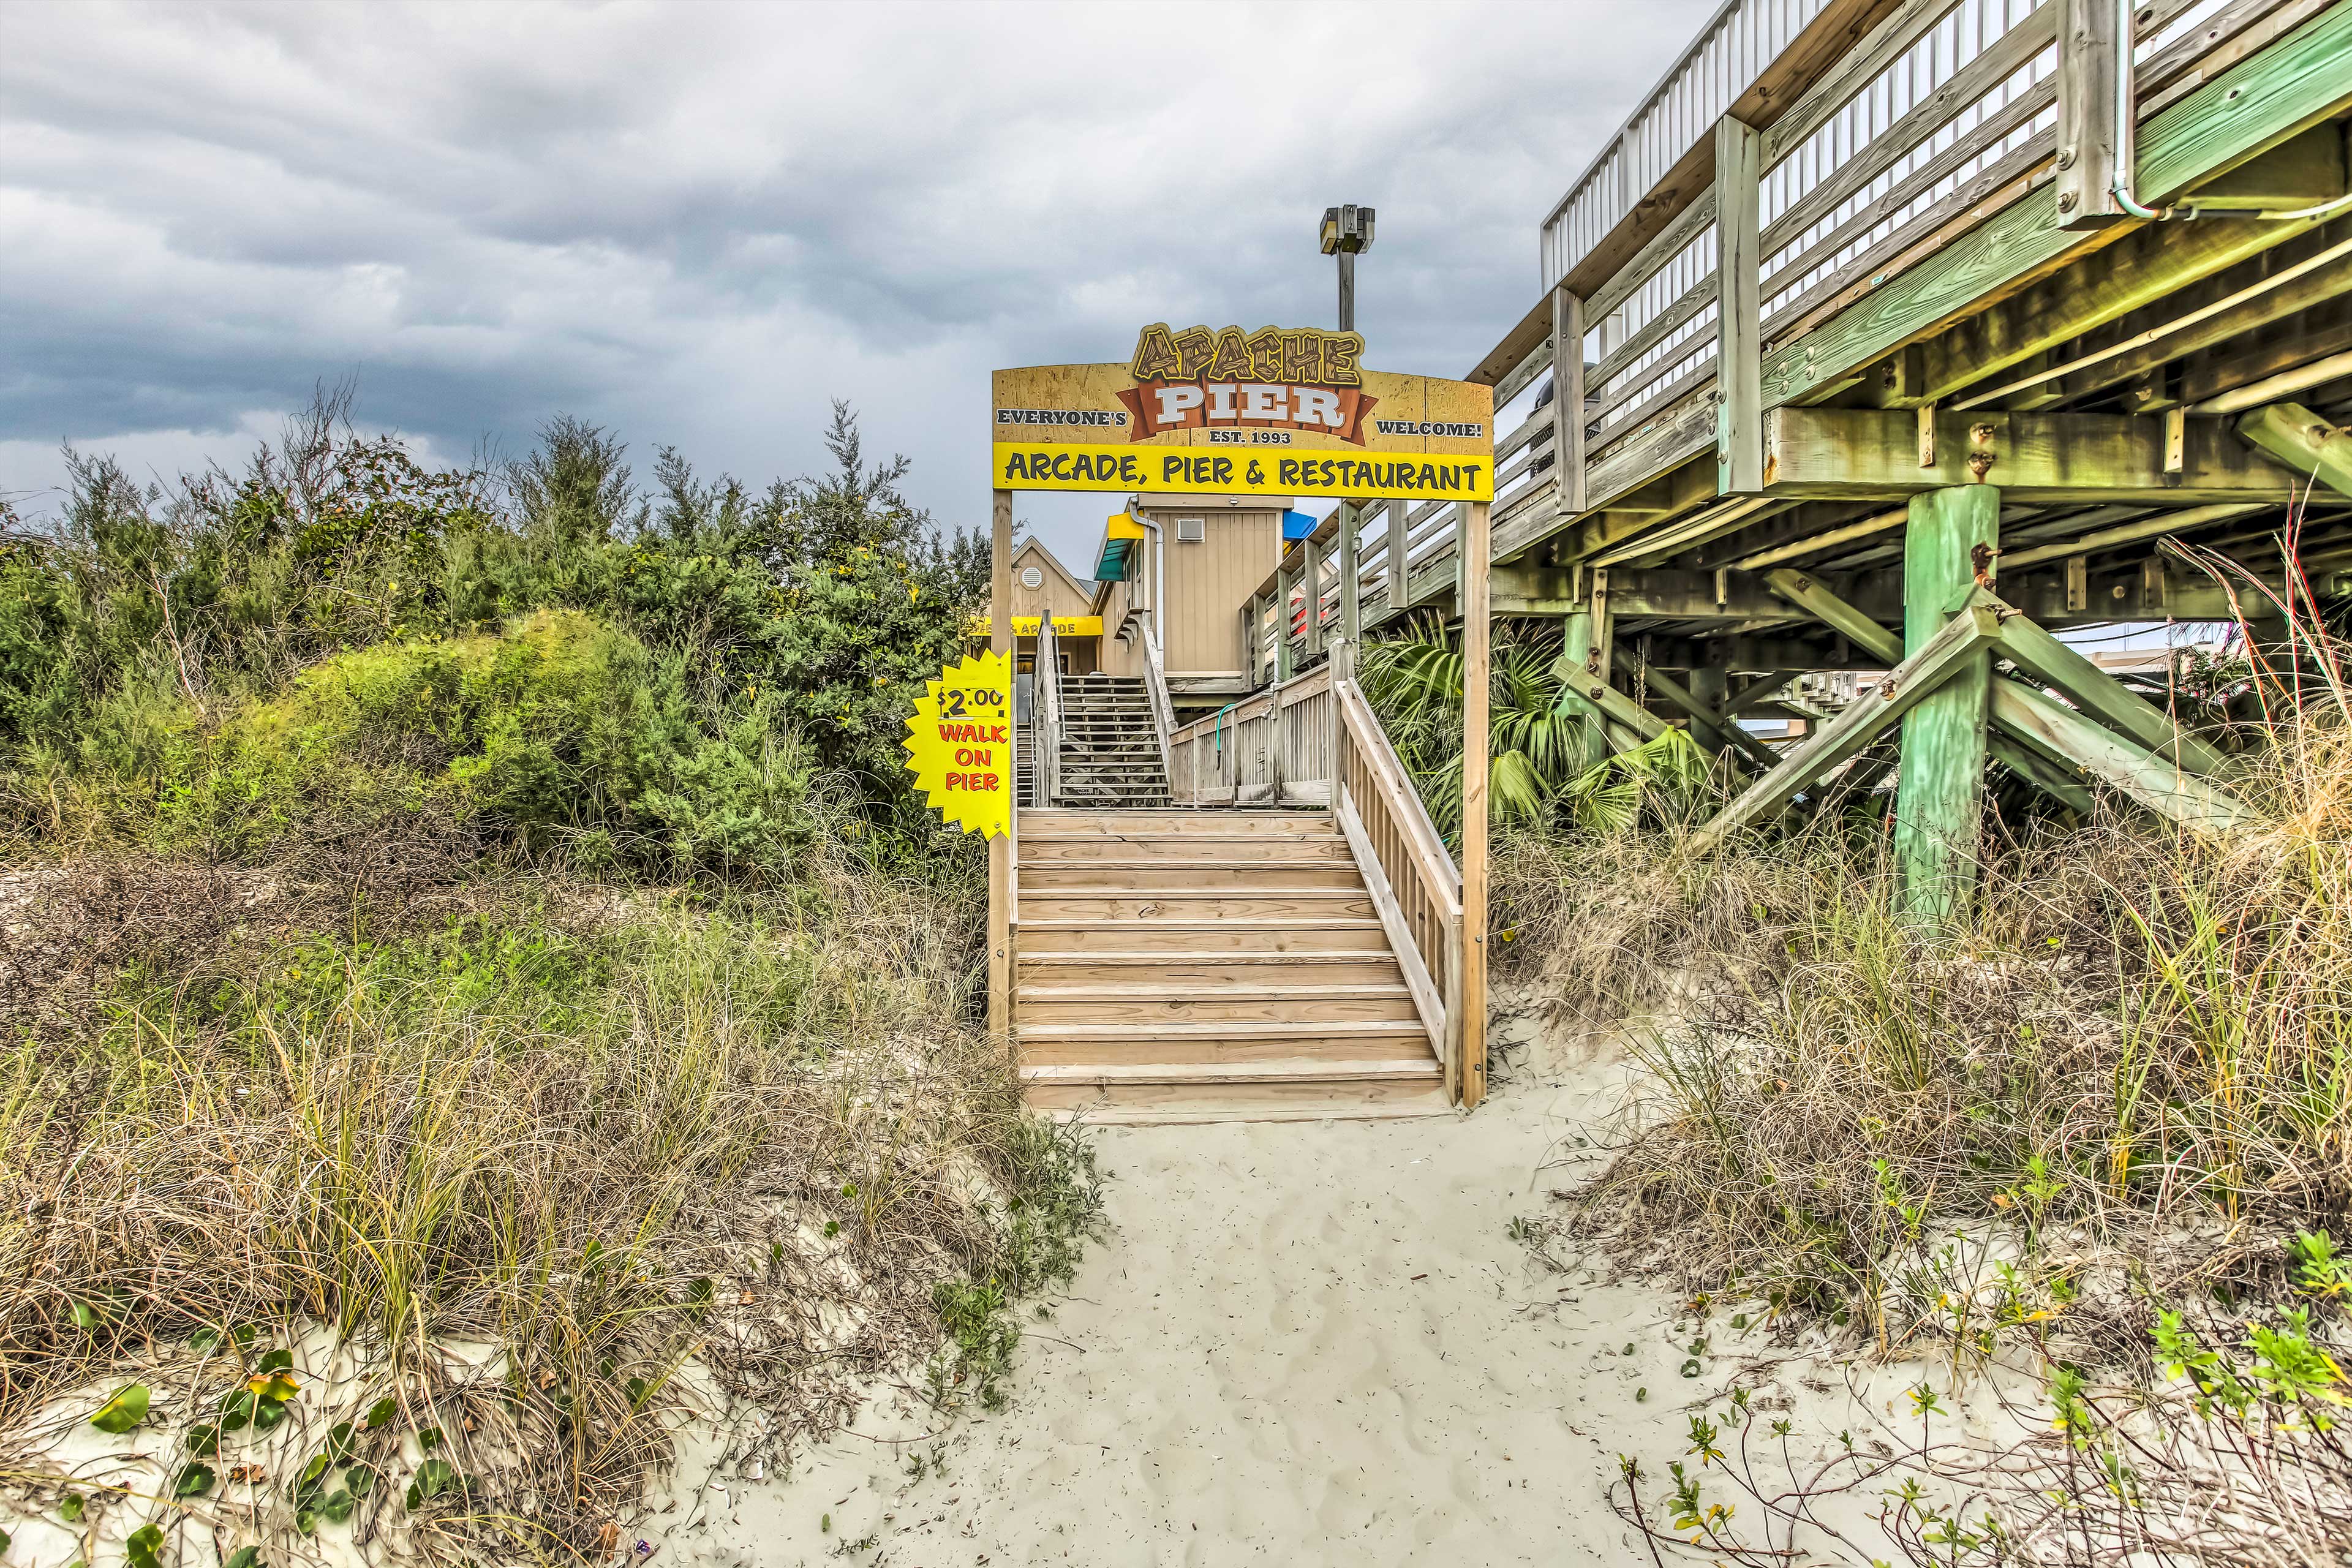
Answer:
[{"xmin": 902, "ymin": 649, "xmax": 1014, "ymax": 839}]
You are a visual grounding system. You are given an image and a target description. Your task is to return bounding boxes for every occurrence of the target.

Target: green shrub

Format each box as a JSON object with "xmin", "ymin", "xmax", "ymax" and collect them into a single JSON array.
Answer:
[{"xmin": 136, "ymin": 609, "xmax": 815, "ymax": 878}]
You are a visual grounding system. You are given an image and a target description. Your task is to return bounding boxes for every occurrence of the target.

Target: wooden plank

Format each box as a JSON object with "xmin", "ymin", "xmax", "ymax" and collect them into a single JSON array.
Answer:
[
  {"xmin": 1593, "ymin": 333, "xmax": 1716, "ymax": 434},
  {"xmin": 1459, "ymin": 499, "xmax": 1491, "ymax": 1111},
  {"xmin": 1556, "ymin": 288, "xmax": 1588, "ymax": 514},
  {"xmin": 1988, "ymin": 721, "xmax": 2100, "ymax": 815},
  {"xmin": 1757, "ymin": 4, "xmax": 2352, "ymax": 409},
  {"xmin": 990, "ymin": 488, "xmax": 1014, "ymax": 1045},
  {"xmin": 1765, "ymin": 131, "xmax": 2055, "ymax": 349},
  {"xmin": 1732, "ymin": 503, "xmax": 1909, "ymax": 570},
  {"xmin": 1998, "ymin": 501, "xmax": 2263, "ymax": 567},
  {"xmin": 1493, "ymin": 333, "xmax": 1556, "ymax": 410},
  {"xmin": 1719, "ymin": 115, "xmax": 1766, "ymax": 496},
  {"xmin": 1496, "ymin": 398, "xmax": 1556, "ymax": 466},
  {"xmin": 1761, "ymin": 611, "xmax": 2095, "ymax": 805},
  {"xmin": 1688, "ymin": 600, "xmax": 2004, "ymax": 853},
  {"xmin": 1766, "ymin": 1, "xmax": 2059, "ymax": 255},
  {"xmin": 1991, "ymin": 605, "xmax": 2231, "ymax": 774},
  {"xmin": 1593, "ymin": 274, "xmax": 1716, "ymax": 386},
  {"xmin": 1765, "ymin": 566, "xmax": 1903, "ymax": 661},
  {"xmin": 1643, "ymin": 662, "xmax": 1784, "ymax": 771},
  {"xmin": 1585, "ymin": 390, "xmax": 1717, "ymax": 512},
  {"xmin": 1549, "ymin": 0, "xmax": 1912, "ymax": 303},
  {"xmin": 1928, "ymin": 198, "xmax": 2337, "ymax": 405},
  {"xmin": 1763, "ymin": 0, "xmax": 2316, "ymax": 349},
  {"xmin": 1761, "ymin": 0, "xmax": 1965, "ymax": 166},
  {"xmin": 1989, "ymin": 682, "xmax": 2259, "ymax": 834},
  {"xmin": 1467, "ymin": 293, "xmax": 1554, "ymax": 389},
  {"xmin": 1894, "ymin": 486, "xmax": 1998, "ymax": 928},
  {"xmin": 2055, "ymin": 221, "xmax": 2352, "ymax": 404},
  {"xmin": 1589, "ymin": 187, "xmax": 1720, "ymax": 325},
  {"xmin": 1761, "ymin": 405, "xmax": 2302, "ymax": 501},
  {"xmin": 2056, "ymin": 0, "xmax": 2125, "ymax": 226},
  {"xmin": 2237, "ymin": 401, "xmax": 2352, "ymax": 499}
]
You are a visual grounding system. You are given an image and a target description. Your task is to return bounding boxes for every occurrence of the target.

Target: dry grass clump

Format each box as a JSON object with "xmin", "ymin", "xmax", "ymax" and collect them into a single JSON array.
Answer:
[
  {"xmin": 1510, "ymin": 712, "xmax": 2351, "ymax": 1347},
  {"xmin": 0, "ymin": 849, "xmax": 1096, "ymax": 1563}
]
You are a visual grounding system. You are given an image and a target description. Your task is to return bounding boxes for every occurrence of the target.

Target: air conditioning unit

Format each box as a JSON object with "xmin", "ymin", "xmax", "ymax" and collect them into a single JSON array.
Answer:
[{"xmin": 1175, "ymin": 516, "xmax": 1205, "ymax": 543}]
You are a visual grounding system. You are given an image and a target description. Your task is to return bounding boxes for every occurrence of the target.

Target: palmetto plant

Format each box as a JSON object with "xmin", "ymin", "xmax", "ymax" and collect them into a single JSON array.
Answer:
[{"xmin": 1357, "ymin": 613, "xmax": 1711, "ymax": 840}]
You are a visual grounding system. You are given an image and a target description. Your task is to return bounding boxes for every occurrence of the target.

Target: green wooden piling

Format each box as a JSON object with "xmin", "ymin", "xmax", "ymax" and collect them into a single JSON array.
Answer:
[{"xmin": 1895, "ymin": 486, "xmax": 1999, "ymax": 928}]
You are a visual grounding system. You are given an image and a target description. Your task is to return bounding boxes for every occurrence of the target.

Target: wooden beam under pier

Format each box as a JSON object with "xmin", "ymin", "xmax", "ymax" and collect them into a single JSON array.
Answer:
[{"xmin": 1762, "ymin": 407, "xmax": 2304, "ymax": 502}]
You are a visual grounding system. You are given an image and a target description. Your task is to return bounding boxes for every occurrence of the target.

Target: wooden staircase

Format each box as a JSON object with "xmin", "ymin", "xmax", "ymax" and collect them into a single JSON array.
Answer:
[
  {"xmin": 1054, "ymin": 675, "xmax": 1170, "ymax": 807},
  {"xmin": 1014, "ymin": 807, "xmax": 1449, "ymax": 1123}
]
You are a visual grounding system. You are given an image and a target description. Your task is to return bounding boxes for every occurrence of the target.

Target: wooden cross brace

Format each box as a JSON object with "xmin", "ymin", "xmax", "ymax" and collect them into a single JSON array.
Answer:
[{"xmin": 1688, "ymin": 585, "xmax": 2260, "ymax": 853}]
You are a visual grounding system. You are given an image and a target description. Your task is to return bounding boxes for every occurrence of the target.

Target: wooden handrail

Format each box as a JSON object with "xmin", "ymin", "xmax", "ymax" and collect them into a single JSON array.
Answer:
[
  {"xmin": 1137, "ymin": 611, "xmax": 1177, "ymax": 784},
  {"xmin": 1330, "ymin": 668, "xmax": 1464, "ymax": 1102},
  {"xmin": 1036, "ymin": 617, "xmax": 1063, "ymax": 807},
  {"xmin": 1334, "ymin": 676, "xmax": 1461, "ymax": 913}
]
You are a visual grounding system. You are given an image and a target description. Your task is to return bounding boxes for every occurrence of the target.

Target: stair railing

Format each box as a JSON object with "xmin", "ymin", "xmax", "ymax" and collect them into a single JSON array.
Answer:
[
  {"xmin": 1331, "ymin": 671, "xmax": 1466, "ymax": 1102},
  {"xmin": 1035, "ymin": 617, "xmax": 1063, "ymax": 807},
  {"xmin": 1137, "ymin": 610, "xmax": 1178, "ymax": 790},
  {"xmin": 1167, "ymin": 663, "xmax": 1333, "ymax": 807}
]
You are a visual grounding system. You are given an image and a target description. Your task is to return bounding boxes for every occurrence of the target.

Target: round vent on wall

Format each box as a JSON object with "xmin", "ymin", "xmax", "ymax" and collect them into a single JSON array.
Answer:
[{"xmin": 1020, "ymin": 566, "xmax": 1043, "ymax": 589}]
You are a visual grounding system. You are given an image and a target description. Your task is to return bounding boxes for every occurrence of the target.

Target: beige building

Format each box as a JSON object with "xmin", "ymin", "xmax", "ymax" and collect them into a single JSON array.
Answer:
[{"xmin": 980, "ymin": 497, "xmax": 1294, "ymax": 722}]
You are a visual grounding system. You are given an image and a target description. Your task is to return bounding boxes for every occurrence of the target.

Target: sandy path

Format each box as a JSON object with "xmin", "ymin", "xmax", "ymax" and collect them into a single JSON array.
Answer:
[{"xmin": 649, "ymin": 1016, "xmax": 1758, "ymax": 1566}]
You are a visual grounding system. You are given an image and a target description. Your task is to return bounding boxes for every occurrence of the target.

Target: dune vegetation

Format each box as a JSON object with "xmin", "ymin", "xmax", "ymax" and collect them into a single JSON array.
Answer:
[
  {"xmin": 1367, "ymin": 583, "xmax": 2351, "ymax": 1564},
  {"xmin": 0, "ymin": 392, "xmax": 1099, "ymax": 1565}
]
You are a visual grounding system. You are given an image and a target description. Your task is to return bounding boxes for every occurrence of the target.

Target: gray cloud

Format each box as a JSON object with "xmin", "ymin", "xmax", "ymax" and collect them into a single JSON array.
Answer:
[{"xmin": 1, "ymin": 0, "xmax": 1715, "ymax": 565}]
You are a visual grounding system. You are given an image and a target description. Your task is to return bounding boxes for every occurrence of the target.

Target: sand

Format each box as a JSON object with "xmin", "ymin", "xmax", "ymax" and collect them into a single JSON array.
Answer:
[
  {"xmin": 643, "ymin": 1005, "xmax": 1911, "ymax": 1567},
  {"xmin": 3, "ymin": 999, "xmax": 2001, "ymax": 1567}
]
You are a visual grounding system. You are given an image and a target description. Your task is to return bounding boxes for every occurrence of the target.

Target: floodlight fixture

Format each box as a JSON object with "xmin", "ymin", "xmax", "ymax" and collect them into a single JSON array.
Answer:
[{"xmin": 1319, "ymin": 205, "xmax": 1375, "ymax": 333}]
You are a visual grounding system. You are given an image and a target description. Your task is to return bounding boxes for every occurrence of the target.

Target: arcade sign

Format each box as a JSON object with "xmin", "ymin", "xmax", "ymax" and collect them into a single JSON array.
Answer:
[{"xmin": 992, "ymin": 323, "xmax": 1494, "ymax": 503}]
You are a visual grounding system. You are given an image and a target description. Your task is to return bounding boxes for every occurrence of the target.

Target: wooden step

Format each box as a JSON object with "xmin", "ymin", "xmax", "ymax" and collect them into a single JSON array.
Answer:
[
  {"xmin": 1021, "ymin": 810, "xmax": 1331, "ymax": 834},
  {"xmin": 1019, "ymin": 836, "xmax": 1354, "ymax": 863},
  {"xmin": 1017, "ymin": 1030, "xmax": 1434, "ymax": 1066},
  {"xmin": 1019, "ymin": 864, "xmax": 1363, "ymax": 891},
  {"xmin": 1015, "ymin": 920, "xmax": 1390, "ymax": 952},
  {"xmin": 1016, "ymin": 952, "xmax": 1409, "ymax": 987},
  {"xmin": 1016, "ymin": 984, "xmax": 1419, "ymax": 1026},
  {"xmin": 1024, "ymin": 1060, "xmax": 1448, "ymax": 1121},
  {"xmin": 1017, "ymin": 891, "xmax": 1378, "ymax": 922},
  {"xmin": 1017, "ymin": 1018, "xmax": 1429, "ymax": 1050},
  {"xmin": 1020, "ymin": 963, "xmax": 1401, "ymax": 987}
]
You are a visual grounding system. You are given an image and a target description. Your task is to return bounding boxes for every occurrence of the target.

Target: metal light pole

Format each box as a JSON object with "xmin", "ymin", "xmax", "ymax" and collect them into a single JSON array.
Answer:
[{"xmin": 1319, "ymin": 205, "xmax": 1375, "ymax": 332}]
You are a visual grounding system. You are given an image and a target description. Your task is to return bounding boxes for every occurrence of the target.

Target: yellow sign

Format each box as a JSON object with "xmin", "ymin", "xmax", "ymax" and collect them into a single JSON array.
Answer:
[
  {"xmin": 902, "ymin": 650, "xmax": 1014, "ymax": 840},
  {"xmin": 992, "ymin": 327, "xmax": 1494, "ymax": 501},
  {"xmin": 993, "ymin": 443, "xmax": 1492, "ymax": 503},
  {"xmin": 963, "ymin": 615, "xmax": 1104, "ymax": 637}
]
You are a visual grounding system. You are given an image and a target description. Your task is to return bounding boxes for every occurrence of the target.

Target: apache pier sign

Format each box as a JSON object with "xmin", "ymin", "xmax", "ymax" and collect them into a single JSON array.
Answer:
[{"xmin": 992, "ymin": 323, "xmax": 1494, "ymax": 502}]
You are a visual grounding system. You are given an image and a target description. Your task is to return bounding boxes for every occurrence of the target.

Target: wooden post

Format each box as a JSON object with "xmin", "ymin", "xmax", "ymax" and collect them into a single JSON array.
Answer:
[
  {"xmin": 1460, "ymin": 498, "xmax": 1492, "ymax": 1109},
  {"xmin": 1385, "ymin": 499, "xmax": 1407, "ymax": 608},
  {"xmin": 1242, "ymin": 599, "xmax": 1258, "ymax": 688},
  {"xmin": 1560, "ymin": 608, "xmax": 1608, "ymax": 771},
  {"xmin": 2056, "ymin": 0, "xmax": 2126, "ymax": 228},
  {"xmin": 1894, "ymin": 486, "xmax": 1999, "ymax": 929},
  {"xmin": 1305, "ymin": 537, "xmax": 1326, "ymax": 662},
  {"xmin": 1552, "ymin": 289, "xmax": 1588, "ymax": 514},
  {"xmin": 1716, "ymin": 115, "xmax": 1765, "ymax": 494},
  {"xmin": 989, "ymin": 488, "xmax": 1014, "ymax": 1044},
  {"xmin": 1336, "ymin": 500, "xmax": 1361, "ymax": 679},
  {"xmin": 1276, "ymin": 556, "xmax": 1298, "ymax": 682}
]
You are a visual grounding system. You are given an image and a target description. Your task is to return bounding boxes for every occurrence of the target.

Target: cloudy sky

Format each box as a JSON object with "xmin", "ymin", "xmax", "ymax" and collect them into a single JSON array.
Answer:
[{"xmin": 2, "ymin": 0, "xmax": 1716, "ymax": 568}]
